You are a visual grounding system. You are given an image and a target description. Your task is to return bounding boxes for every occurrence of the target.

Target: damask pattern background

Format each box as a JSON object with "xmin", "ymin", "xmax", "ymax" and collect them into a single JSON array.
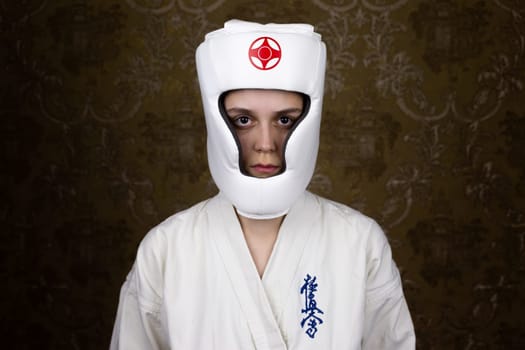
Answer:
[{"xmin": 2, "ymin": 0, "xmax": 525, "ymax": 348}]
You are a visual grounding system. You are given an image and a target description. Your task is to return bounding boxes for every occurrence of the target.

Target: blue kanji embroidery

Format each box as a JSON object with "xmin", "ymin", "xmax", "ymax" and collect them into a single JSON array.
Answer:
[{"xmin": 300, "ymin": 274, "xmax": 324, "ymax": 338}]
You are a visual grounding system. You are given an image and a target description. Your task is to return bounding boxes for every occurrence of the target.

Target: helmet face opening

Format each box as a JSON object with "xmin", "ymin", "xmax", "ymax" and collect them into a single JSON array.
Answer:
[
  {"xmin": 196, "ymin": 20, "xmax": 326, "ymax": 219},
  {"xmin": 218, "ymin": 90, "xmax": 311, "ymax": 177}
]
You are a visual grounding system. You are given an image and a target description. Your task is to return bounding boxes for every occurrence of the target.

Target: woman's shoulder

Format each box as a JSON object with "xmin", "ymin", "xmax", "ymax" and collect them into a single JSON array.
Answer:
[
  {"xmin": 139, "ymin": 197, "xmax": 216, "ymax": 252},
  {"xmin": 308, "ymin": 192, "xmax": 376, "ymax": 226},
  {"xmin": 306, "ymin": 191, "xmax": 388, "ymax": 244},
  {"xmin": 130, "ymin": 195, "xmax": 219, "ymax": 293}
]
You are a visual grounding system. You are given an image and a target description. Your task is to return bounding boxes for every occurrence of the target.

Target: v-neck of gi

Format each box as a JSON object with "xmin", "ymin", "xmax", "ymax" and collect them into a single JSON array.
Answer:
[
  {"xmin": 206, "ymin": 192, "xmax": 319, "ymax": 349},
  {"xmin": 261, "ymin": 192, "xmax": 320, "ymax": 323}
]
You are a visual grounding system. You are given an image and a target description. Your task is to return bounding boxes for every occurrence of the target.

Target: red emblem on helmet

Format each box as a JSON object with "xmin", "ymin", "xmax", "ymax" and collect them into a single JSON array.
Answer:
[{"xmin": 248, "ymin": 36, "xmax": 282, "ymax": 70}]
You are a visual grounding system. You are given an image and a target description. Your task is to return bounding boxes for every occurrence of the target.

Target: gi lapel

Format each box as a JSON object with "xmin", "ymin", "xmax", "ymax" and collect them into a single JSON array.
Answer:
[
  {"xmin": 261, "ymin": 192, "xmax": 321, "ymax": 327},
  {"xmin": 207, "ymin": 194, "xmax": 288, "ymax": 350}
]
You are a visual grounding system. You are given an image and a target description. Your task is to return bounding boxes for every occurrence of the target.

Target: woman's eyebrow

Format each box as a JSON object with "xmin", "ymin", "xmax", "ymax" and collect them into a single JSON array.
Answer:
[
  {"xmin": 225, "ymin": 107, "xmax": 303, "ymax": 116},
  {"xmin": 277, "ymin": 107, "xmax": 303, "ymax": 115},
  {"xmin": 225, "ymin": 107, "xmax": 251, "ymax": 115}
]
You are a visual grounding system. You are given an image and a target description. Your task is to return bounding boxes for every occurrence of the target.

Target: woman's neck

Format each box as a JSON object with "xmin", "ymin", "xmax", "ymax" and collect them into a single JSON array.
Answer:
[{"xmin": 236, "ymin": 211, "xmax": 285, "ymax": 278}]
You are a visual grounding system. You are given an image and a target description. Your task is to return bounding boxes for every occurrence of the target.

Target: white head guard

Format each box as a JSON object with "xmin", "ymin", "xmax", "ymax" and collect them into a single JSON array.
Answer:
[{"xmin": 196, "ymin": 20, "xmax": 326, "ymax": 219}]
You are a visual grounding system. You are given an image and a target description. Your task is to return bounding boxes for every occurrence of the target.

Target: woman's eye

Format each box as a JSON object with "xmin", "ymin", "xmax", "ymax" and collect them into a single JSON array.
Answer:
[
  {"xmin": 232, "ymin": 115, "xmax": 251, "ymax": 127},
  {"xmin": 238, "ymin": 116, "xmax": 250, "ymax": 124},
  {"xmin": 279, "ymin": 115, "xmax": 294, "ymax": 126}
]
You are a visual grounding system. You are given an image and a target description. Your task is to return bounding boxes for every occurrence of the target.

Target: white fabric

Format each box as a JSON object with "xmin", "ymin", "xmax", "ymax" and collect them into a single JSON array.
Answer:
[
  {"xmin": 196, "ymin": 20, "xmax": 326, "ymax": 219},
  {"xmin": 110, "ymin": 192, "xmax": 415, "ymax": 349}
]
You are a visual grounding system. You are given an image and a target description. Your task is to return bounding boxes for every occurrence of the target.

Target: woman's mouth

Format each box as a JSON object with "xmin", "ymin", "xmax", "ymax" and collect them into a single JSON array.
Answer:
[{"xmin": 250, "ymin": 164, "xmax": 281, "ymax": 176}]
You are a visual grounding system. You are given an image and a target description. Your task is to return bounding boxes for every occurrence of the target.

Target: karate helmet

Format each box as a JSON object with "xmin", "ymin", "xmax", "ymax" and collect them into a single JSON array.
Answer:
[{"xmin": 196, "ymin": 20, "xmax": 326, "ymax": 219}]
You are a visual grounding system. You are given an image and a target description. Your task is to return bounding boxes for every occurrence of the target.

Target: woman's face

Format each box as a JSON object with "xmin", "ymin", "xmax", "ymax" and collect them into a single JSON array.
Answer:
[{"xmin": 223, "ymin": 89, "xmax": 304, "ymax": 178}]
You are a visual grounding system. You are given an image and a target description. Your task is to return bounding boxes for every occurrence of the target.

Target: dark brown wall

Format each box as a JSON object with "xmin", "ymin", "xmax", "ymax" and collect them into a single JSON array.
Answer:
[{"xmin": 2, "ymin": 0, "xmax": 525, "ymax": 349}]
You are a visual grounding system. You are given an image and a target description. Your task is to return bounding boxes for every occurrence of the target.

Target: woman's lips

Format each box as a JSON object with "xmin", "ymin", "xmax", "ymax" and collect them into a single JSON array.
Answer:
[{"xmin": 250, "ymin": 164, "xmax": 280, "ymax": 175}]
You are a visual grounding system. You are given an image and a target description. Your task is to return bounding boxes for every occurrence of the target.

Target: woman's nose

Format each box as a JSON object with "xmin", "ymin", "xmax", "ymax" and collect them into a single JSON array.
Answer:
[{"xmin": 254, "ymin": 123, "xmax": 277, "ymax": 152}]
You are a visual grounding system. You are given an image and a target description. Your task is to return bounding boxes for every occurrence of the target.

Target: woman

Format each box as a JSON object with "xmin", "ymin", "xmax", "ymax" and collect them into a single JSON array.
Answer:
[{"xmin": 110, "ymin": 20, "xmax": 415, "ymax": 349}]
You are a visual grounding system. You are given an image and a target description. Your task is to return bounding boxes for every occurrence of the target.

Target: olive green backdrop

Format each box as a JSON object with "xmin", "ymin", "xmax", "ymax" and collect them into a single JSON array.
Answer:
[{"xmin": 2, "ymin": 0, "xmax": 525, "ymax": 348}]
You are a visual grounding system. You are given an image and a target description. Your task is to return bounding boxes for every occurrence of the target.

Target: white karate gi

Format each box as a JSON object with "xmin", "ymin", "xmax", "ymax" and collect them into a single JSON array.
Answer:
[{"xmin": 110, "ymin": 191, "xmax": 415, "ymax": 349}]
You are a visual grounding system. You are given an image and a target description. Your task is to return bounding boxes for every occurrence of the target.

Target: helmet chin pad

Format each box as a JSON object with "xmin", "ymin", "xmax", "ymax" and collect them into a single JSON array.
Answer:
[{"xmin": 196, "ymin": 20, "xmax": 326, "ymax": 219}]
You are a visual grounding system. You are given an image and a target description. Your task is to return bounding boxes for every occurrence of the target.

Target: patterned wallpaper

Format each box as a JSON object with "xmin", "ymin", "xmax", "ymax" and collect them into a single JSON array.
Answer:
[{"xmin": 2, "ymin": 0, "xmax": 525, "ymax": 349}]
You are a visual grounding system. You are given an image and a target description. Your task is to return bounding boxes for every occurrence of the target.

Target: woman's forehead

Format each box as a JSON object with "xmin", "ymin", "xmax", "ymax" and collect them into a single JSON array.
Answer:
[{"xmin": 224, "ymin": 89, "xmax": 303, "ymax": 108}]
